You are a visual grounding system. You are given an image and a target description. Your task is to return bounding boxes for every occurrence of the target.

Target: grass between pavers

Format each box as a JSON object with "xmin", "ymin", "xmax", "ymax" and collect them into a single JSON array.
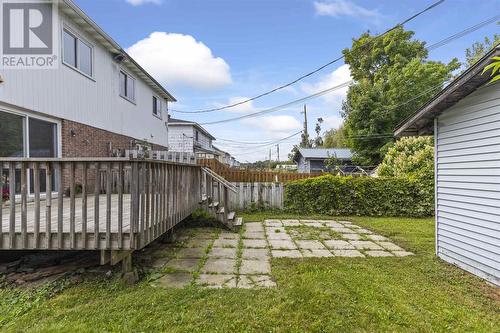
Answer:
[{"xmin": 0, "ymin": 215, "xmax": 499, "ymax": 332}]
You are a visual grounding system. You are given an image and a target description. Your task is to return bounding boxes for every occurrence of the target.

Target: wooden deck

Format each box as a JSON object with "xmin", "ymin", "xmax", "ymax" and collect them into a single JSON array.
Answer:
[
  {"xmin": 2, "ymin": 194, "xmax": 133, "ymax": 233},
  {"xmin": 0, "ymin": 158, "xmax": 230, "ymax": 252}
]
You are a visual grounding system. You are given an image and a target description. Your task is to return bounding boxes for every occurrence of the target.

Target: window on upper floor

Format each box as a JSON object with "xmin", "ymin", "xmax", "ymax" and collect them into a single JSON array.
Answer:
[
  {"xmin": 153, "ymin": 96, "xmax": 162, "ymax": 118},
  {"xmin": 63, "ymin": 28, "xmax": 93, "ymax": 77},
  {"xmin": 195, "ymin": 130, "xmax": 199, "ymax": 142},
  {"xmin": 119, "ymin": 70, "xmax": 135, "ymax": 102}
]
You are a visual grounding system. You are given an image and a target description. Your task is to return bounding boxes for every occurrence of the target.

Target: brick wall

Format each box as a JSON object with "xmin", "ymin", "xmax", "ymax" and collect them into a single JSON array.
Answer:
[
  {"xmin": 60, "ymin": 119, "xmax": 167, "ymax": 193},
  {"xmin": 61, "ymin": 119, "xmax": 167, "ymax": 157}
]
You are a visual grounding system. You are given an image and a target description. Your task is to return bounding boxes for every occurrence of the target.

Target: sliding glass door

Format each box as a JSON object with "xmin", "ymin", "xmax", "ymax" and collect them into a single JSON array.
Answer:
[{"xmin": 0, "ymin": 110, "xmax": 58, "ymax": 195}]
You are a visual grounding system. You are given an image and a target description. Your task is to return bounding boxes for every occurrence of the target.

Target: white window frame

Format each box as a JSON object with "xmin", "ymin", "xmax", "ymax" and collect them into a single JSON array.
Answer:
[
  {"xmin": 119, "ymin": 69, "xmax": 136, "ymax": 103},
  {"xmin": 152, "ymin": 95, "xmax": 162, "ymax": 119},
  {"xmin": 0, "ymin": 107, "xmax": 61, "ymax": 198},
  {"xmin": 61, "ymin": 25, "xmax": 95, "ymax": 80}
]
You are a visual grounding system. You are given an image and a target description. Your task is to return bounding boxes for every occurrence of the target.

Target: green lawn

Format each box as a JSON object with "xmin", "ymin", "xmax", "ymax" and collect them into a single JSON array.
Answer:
[{"xmin": 1, "ymin": 215, "xmax": 498, "ymax": 332}]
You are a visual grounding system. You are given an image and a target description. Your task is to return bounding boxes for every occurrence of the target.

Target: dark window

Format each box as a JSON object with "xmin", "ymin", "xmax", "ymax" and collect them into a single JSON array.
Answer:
[
  {"xmin": 28, "ymin": 118, "xmax": 57, "ymax": 158},
  {"xmin": 78, "ymin": 40, "xmax": 92, "ymax": 76},
  {"xmin": 195, "ymin": 130, "xmax": 199, "ymax": 142},
  {"xmin": 0, "ymin": 111, "xmax": 24, "ymax": 157},
  {"xmin": 120, "ymin": 71, "xmax": 135, "ymax": 102},
  {"xmin": 63, "ymin": 29, "xmax": 93, "ymax": 76},
  {"xmin": 63, "ymin": 30, "xmax": 77, "ymax": 67},
  {"xmin": 153, "ymin": 96, "xmax": 161, "ymax": 117}
]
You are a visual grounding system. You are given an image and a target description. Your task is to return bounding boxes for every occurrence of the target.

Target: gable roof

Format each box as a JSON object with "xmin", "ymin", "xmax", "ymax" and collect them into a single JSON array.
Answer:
[
  {"xmin": 395, "ymin": 45, "xmax": 500, "ymax": 137},
  {"xmin": 297, "ymin": 148, "xmax": 353, "ymax": 160},
  {"xmin": 168, "ymin": 117, "xmax": 216, "ymax": 140},
  {"xmin": 61, "ymin": 0, "xmax": 176, "ymax": 102}
]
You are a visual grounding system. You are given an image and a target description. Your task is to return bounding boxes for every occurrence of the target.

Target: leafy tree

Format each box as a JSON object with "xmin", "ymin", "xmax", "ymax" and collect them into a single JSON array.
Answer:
[
  {"xmin": 377, "ymin": 136, "xmax": 434, "ymax": 182},
  {"xmin": 341, "ymin": 26, "xmax": 459, "ymax": 165},
  {"xmin": 465, "ymin": 30, "xmax": 499, "ymax": 67},
  {"xmin": 324, "ymin": 125, "xmax": 347, "ymax": 148},
  {"xmin": 314, "ymin": 117, "xmax": 324, "ymax": 147},
  {"xmin": 483, "ymin": 56, "xmax": 500, "ymax": 84}
]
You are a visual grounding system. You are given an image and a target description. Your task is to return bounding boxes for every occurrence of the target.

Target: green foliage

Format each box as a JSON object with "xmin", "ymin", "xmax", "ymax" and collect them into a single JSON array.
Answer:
[
  {"xmin": 482, "ymin": 56, "xmax": 500, "ymax": 84},
  {"xmin": 284, "ymin": 175, "xmax": 433, "ymax": 217},
  {"xmin": 378, "ymin": 136, "xmax": 434, "ymax": 182},
  {"xmin": 341, "ymin": 26, "xmax": 460, "ymax": 165},
  {"xmin": 465, "ymin": 32, "xmax": 500, "ymax": 67},
  {"xmin": 323, "ymin": 125, "xmax": 348, "ymax": 148}
]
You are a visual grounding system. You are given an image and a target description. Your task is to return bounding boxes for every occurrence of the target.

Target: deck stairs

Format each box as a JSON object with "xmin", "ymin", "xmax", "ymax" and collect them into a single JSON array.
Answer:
[{"xmin": 200, "ymin": 167, "xmax": 242, "ymax": 231}]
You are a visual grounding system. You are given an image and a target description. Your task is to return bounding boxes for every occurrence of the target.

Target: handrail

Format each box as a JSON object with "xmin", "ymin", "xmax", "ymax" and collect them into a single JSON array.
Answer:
[
  {"xmin": 0, "ymin": 159, "xmax": 202, "ymax": 250},
  {"xmin": 0, "ymin": 157, "xmax": 200, "ymax": 167},
  {"xmin": 201, "ymin": 167, "xmax": 237, "ymax": 193}
]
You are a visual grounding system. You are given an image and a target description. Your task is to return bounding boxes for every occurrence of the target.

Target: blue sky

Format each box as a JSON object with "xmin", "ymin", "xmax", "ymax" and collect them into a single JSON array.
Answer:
[{"xmin": 76, "ymin": 0, "xmax": 499, "ymax": 162}]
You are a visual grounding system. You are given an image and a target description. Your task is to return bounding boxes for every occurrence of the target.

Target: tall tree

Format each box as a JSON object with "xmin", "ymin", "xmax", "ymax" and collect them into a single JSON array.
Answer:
[
  {"xmin": 314, "ymin": 117, "xmax": 324, "ymax": 147},
  {"xmin": 324, "ymin": 125, "xmax": 347, "ymax": 148},
  {"xmin": 465, "ymin": 28, "xmax": 499, "ymax": 67},
  {"xmin": 341, "ymin": 26, "xmax": 459, "ymax": 165}
]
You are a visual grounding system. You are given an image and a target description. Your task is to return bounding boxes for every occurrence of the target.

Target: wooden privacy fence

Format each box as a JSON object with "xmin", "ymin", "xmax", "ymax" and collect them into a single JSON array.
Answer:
[
  {"xmin": 229, "ymin": 182, "xmax": 285, "ymax": 210},
  {"xmin": 0, "ymin": 158, "xmax": 203, "ymax": 251},
  {"xmin": 198, "ymin": 159, "xmax": 324, "ymax": 182}
]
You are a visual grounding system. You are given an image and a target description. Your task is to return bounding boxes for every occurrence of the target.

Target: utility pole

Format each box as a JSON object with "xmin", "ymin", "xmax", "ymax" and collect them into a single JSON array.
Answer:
[
  {"xmin": 301, "ymin": 104, "xmax": 309, "ymax": 147},
  {"xmin": 268, "ymin": 148, "xmax": 272, "ymax": 169},
  {"xmin": 276, "ymin": 144, "xmax": 280, "ymax": 162}
]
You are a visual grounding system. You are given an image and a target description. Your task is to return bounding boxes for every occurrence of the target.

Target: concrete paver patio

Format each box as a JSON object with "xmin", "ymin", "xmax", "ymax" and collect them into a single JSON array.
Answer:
[{"xmin": 151, "ymin": 219, "xmax": 413, "ymax": 289}]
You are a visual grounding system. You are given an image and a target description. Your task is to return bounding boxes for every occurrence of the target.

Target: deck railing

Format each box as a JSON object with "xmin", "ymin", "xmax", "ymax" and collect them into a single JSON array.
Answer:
[{"xmin": 0, "ymin": 158, "xmax": 203, "ymax": 251}]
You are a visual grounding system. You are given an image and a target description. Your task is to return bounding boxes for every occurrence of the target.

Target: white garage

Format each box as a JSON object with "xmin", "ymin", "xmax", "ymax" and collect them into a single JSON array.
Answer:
[{"xmin": 395, "ymin": 46, "xmax": 500, "ymax": 286}]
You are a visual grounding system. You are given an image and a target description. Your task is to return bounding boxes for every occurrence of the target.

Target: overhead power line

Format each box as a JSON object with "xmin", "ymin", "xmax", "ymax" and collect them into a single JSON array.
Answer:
[
  {"xmin": 198, "ymin": 12, "xmax": 498, "ymax": 126},
  {"xmin": 426, "ymin": 14, "xmax": 500, "ymax": 51},
  {"xmin": 199, "ymin": 81, "xmax": 353, "ymax": 125},
  {"xmin": 171, "ymin": 0, "xmax": 445, "ymax": 114}
]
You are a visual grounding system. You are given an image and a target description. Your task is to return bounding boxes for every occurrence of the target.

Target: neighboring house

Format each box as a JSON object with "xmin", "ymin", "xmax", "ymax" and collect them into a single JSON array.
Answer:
[
  {"xmin": 395, "ymin": 46, "xmax": 500, "ymax": 286},
  {"xmin": 212, "ymin": 146, "xmax": 240, "ymax": 167},
  {"xmin": 0, "ymin": 0, "xmax": 175, "ymax": 161},
  {"xmin": 294, "ymin": 148, "xmax": 353, "ymax": 173},
  {"xmin": 276, "ymin": 164, "xmax": 298, "ymax": 171},
  {"xmin": 167, "ymin": 117, "xmax": 216, "ymax": 155}
]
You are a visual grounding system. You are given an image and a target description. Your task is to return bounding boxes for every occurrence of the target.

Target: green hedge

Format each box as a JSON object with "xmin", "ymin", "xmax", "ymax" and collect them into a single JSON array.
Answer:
[{"xmin": 284, "ymin": 175, "xmax": 434, "ymax": 217}]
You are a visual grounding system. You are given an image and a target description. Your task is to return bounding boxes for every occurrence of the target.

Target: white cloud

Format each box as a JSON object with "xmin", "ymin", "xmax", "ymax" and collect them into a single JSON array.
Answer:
[
  {"xmin": 126, "ymin": 0, "xmax": 161, "ymax": 6},
  {"xmin": 300, "ymin": 64, "xmax": 351, "ymax": 103},
  {"xmin": 314, "ymin": 0, "xmax": 380, "ymax": 20},
  {"xmin": 242, "ymin": 115, "xmax": 302, "ymax": 138},
  {"xmin": 323, "ymin": 115, "xmax": 343, "ymax": 130},
  {"xmin": 127, "ymin": 32, "xmax": 232, "ymax": 89}
]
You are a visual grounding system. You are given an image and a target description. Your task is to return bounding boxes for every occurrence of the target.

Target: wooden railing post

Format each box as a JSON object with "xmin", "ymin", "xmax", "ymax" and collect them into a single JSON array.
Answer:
[
  {"xmin": 130, "ymin": 162, "xmax": 140, "ymax": 249},
  {"xmin": 0, "ymin": 162, "xmax": 3, "ymax": 249}
]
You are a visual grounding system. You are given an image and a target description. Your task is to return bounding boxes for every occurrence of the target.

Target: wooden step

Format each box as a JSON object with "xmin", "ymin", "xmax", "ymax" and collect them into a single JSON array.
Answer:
[
  {"xmin": 209, "ymin": 201, "xmax": 219, "ymax": 208},
  {"xmin": 233, "ymin": 217, "xmax": 243, "ymax": 227},
  {"xmin": 217, "ymin": 206, "xmax": 224, "ymax": 214},
  {"xmin": 199, "ymin": 194, "xmax": 208, "ymax": 204},
  {"xmin": 227, "ymin": 211, "xmax": 235, "ymax": 221}
]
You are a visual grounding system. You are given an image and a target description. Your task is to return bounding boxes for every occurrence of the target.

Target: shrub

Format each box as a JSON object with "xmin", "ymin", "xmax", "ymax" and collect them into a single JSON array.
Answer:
[
  {"xmin": 377, "ymin": 136, "xmax": 434, "ymax": 182},
  {"xmin": 284, "ymin": 175, "xmax": 433, "ymax": 217}
]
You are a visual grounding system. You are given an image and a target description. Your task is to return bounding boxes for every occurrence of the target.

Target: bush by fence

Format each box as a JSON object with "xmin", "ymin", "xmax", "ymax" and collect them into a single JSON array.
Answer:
[{"xmin": 284, "ymin": 175, "xmax": 433, "ymax": 217}]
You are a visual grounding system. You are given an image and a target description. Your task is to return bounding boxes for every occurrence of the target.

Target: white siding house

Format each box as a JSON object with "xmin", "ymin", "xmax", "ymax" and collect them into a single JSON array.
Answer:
[
  {"xmin": 395, "ymin": 46, "xmax": 500, "ymax": 286},
  {"xmin": 167, "ymin": 117, "xmax": 216, "ymax": 154},
  {"xmin": 0, "ymin": 0, "xmax": 175, "ymax": 160}
]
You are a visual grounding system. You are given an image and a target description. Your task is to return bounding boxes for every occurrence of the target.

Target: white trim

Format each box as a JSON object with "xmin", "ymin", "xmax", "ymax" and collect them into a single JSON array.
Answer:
[
  {"xmin": 434, "ymin": 117, "xmax": 439, "ymax": 256},
  {"xmin": 61, "ymin": 23, "xmax": 95, "ymax": 80},
  {"xmin": 0, "ymin": 107, "xmax": 62, "ymax": 159}
]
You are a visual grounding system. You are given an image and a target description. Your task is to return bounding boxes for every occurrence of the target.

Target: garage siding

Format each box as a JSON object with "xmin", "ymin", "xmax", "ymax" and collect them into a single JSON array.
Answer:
[{"xmin": 436, "ymin": 83, "xmax": 500, "ymax": 286}]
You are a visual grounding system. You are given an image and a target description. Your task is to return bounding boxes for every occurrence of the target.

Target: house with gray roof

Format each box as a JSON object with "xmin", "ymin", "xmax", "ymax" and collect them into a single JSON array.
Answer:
[{"xmin": 293, "ymin": 148, "xmax": 353, "ymax": 173}]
